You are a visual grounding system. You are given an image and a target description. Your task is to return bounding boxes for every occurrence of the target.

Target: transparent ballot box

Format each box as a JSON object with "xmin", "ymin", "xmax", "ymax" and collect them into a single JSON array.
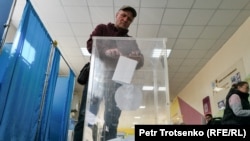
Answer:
[{"xmin": 83, "ymin": 37, "xmax": 170, "ymax": 141}]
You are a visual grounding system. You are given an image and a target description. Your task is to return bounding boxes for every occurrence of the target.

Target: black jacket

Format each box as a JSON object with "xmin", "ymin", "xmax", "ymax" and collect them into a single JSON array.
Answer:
[{"xmin": 221, "ymin": 89, "xmax": 250, "ymax": 125}]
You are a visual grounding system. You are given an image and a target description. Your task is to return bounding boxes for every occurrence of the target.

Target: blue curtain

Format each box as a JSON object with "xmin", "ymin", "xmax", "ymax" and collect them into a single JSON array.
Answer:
[
  {"xmin": 0, "ymin": 1, "xmax": 75, "ymax": 140},
  {"xmin": 0, "ymin": 43, "xmax": 16, "ymax": 119},
  {"xmin": 0, "ymin": 0, "xmax": 14, "ymax": 49},
  {"xmin": 0, "ymin": 0, "xmax": 52, "ymax": 140},
  {"xmin": 36, "ymin": 47, "xmax": 61, "ymax": 141},
  {"xmin": 48, "ymin": 71, "xmax": 75, "ymax": 141}
]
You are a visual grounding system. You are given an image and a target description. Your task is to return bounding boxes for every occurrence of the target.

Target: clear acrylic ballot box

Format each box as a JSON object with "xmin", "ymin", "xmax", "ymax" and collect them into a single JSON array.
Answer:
[{"xmin": 83, "ymin": 37, "xmax": 170, "ymax": 141}]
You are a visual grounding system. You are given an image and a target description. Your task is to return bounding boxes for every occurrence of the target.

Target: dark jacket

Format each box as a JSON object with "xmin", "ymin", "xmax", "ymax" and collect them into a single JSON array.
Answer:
[
  {"xmin": 221, "ymin": 89, "xmax": 250, "ymax": 125},
  {"xmin": 207, "ymin": 117, "xmax": 222, "ymax": 125}
]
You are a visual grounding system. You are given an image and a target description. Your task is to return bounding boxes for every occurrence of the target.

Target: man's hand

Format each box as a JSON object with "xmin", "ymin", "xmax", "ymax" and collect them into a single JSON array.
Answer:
[
  {"xmin": 128, "ymin": 51, "xmax": 144, "ymax": 69},
  {"xmin": 128, "ymin": 51, "xmax": 142, "ymax": 61},
  {"xmin": 105, "ymin": 48, "xmax": 121, "ymax": 58}
]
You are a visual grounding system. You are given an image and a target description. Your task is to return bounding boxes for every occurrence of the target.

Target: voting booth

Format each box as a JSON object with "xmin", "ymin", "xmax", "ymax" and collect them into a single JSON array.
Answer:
[{"xmin": 83, "ymin": 37, "xmax": 170, "ymax": 141}]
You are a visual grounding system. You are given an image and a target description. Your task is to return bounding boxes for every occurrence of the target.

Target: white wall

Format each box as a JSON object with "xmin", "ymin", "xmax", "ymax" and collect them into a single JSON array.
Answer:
[
  {"xmin": 5, "ymin": 23, "xmax": 16, "ymax": 43},
  {"xmin": 177, "ymin": 17, "xmax": 250, "ymax": 117}
]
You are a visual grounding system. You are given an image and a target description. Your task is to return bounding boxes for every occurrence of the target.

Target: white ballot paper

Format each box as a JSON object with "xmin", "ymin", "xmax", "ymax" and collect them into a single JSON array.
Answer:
[{"xmin": 112, "ymin": 56, "xmax": 137, "ymax": 84}]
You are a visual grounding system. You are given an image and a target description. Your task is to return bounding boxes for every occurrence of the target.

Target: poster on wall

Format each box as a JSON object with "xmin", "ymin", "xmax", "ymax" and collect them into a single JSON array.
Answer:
[
  {"xmin": 231, "ymin": 72, "xmax": 241, "ymax": 84},
  {"xmin": 217, "ymin": 100, "xmax": 225, "ymax": 110},
  {"xmin": 202, "ymin": 96, "xmax": 211, "ymax": 115}
]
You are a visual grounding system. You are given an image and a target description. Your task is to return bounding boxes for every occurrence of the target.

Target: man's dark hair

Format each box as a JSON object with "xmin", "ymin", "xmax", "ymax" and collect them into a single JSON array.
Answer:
[{"xmin": 205, "ymin": 114, "xmax": 212, "ymax": 118}]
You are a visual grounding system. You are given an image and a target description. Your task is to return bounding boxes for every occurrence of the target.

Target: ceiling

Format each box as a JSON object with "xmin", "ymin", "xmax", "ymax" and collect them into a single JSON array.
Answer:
[{"xmin": 11, "ymin": 0, "xmax": 250, "ymax": 102}]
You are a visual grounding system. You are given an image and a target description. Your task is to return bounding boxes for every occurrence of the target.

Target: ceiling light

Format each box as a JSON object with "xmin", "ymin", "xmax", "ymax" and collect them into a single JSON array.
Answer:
[
  {"xmin": 139, "ymin": 105, "xmax": 146, "ymax": 109},
  {"xmin": 134, "ymin": 116, "xmax": 141, "ymax": 119},
  {"xmin": 142, "ymin": 86, "xmax": 153, "ymax": 91},
  {"xmin": 152, "ymin": 49, "xmax": 171, "ymax": 58},
  {"xmin": 158, "ymin": 87, "xmax": 166, "ymax": 91},
  {"xmin": 80, "ymin": 47, "xmax": 91, "ymax": 56}
]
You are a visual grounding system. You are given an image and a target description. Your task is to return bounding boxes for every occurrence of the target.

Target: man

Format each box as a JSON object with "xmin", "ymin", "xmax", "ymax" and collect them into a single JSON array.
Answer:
[
  {"xmin": 205, "ymin": 113, "xmax": 222, "ymax": 125},
  {"xmin": 205, "ymin": 114, "xmax": 213, "ymax": 125},
  {"xmin": 86, "ymin": 5, "xmax": 144, "ymax": 141}
]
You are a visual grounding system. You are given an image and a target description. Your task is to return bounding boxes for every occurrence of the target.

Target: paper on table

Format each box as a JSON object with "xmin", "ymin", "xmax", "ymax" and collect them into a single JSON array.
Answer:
[{"xmin": 112, "ymin": 56, "xmax": 138, "ymax": 84}]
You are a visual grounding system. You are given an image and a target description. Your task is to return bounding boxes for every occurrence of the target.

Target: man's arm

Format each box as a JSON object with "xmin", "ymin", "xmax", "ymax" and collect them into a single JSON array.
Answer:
[{"xmin": 87, "ymin": 24, "xmax": 106, "ymax": 54}]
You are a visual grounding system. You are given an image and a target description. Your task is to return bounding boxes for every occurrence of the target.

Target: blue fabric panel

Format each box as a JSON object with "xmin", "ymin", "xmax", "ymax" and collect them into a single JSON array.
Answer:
[
  {"xmin": 0, "ymin": 43, "xmax": 17, "ymax": 121},
  {"xmin": 37, "ymin": 47, "xmax": 60, "ymax": 141},
  {"xmin": 0, "ymin": 1, "xmax": 75, "ymax": 140},
  {"xmin": 49, "ymin": 74, "xmax": 74, "ymax": 141},
  {"xmin": 0, "ymin": 0, "xmax": 14, "ymax": 44},
  {"xmin": 0, "ymin": 1, "xmax": 53, "ymax": 140}
]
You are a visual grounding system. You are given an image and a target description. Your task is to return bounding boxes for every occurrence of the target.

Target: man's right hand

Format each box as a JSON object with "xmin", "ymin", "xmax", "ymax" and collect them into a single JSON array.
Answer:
[{"xmin": 105, "ymin": 48, "xmax": 121, "ymax": 58}]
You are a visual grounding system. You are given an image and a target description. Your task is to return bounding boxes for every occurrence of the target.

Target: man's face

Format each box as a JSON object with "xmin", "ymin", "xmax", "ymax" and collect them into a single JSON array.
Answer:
[
  {"xmin": 115, "ymin": 10, "xmax": 134, "ymax": 29},
  {"xmin": 205, "ymin": 115, "xmax": 212, "ymax": 122}
]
